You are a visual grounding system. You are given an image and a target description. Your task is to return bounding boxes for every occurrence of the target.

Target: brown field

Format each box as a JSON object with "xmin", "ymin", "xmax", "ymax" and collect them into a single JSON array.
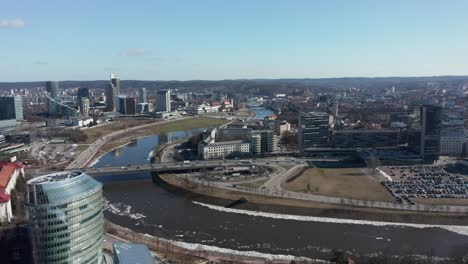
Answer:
[
  {"xmin": 237, "ymin": 179, "xmax": 268, "ymax": 188},
  {"xmin": 414, "ymin": 198, "xmax": 468, "ymax": 206},
  {"xmin": 159, "ymin": 174, "xmax": 468, "ymax": 225},
  {"xmin": 282, "ymin": 167, "xmax": 394, "ymax": 202}
]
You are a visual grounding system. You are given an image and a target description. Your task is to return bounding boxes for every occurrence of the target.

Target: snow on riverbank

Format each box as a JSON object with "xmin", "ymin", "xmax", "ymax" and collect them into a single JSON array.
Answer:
[
  {"xmin": 377, "ymin": 168, "xmax": 393, "ymax": 181},
  {"xmin": 193, "ymin": 201, "xmax": 468, "ymax": 237},
  {"xmin": 141, "ymin": 233, "xmax": 327, "ymax": 263}
]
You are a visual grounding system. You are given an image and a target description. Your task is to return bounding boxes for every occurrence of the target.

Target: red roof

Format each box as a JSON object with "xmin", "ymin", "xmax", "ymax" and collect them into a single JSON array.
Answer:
[
  {"xmin": 0, "ymin": 190, "xmax": 10, "ymax": 203},
  {"xmin": 0, "ymin": 165, "xmax": 16, "ymax": 189},
  {"xmin": 0, "ymin": 162, "xmax": 24, "ymax": 169}
]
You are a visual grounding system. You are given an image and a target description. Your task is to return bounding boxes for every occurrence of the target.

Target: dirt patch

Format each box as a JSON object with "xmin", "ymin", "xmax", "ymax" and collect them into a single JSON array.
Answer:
[{"xmin": 282, "ymin": 167, "xmax": 394, "ymax": 202}]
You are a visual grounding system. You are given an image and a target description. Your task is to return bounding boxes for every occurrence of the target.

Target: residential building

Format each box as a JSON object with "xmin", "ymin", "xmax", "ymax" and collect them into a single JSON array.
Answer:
[
  {"xmin": 0, "ymin": 162, "xmax": 24, "ymax": 223},
  {"xmin": 298, "ymin": 111, "xmax": 330, "ymax": 152},
  {"xmin": 80, "ymin": 97, "xmax": 90, "ymax": 117},
  {"xmin": 26, "ymin": 171, "xmax": 103, "ymax": 264},
  {"xmin": 156, "ymin": 90, "xmax": 171, "ymax": 112}
]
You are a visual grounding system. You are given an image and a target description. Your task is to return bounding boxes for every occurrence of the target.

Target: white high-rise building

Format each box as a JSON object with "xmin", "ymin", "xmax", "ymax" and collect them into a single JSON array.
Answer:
[
  {"xmin": 156, "ymin": 90, "xmax": 171, "ymax": 112},
  {"xmin": 139, "ymin": 87, "xmax": 148, "ymax": 103}
]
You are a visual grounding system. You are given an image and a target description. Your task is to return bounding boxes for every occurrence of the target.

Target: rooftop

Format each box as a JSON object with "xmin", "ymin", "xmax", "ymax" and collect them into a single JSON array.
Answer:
[
  {"xmin": 113, "ymin": 242, "xmax": 155, "ymax": 264},
  {"xmin": 27, "ymin": 171, "xmax": 84, "ymax": 185}
]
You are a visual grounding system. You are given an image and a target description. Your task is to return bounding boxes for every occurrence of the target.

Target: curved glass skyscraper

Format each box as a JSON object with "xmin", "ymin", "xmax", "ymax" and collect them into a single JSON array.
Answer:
[{"xmin": 26, "ymin": 171, "xmax": 103, "ymax": 264}]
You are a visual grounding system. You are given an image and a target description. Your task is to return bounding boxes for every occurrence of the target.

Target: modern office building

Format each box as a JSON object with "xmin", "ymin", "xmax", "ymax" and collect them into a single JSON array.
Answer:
[
  {"xmin": 105, "ymin": 83, "xmax": 117, "ymax": 112},
  {"xmin": 252, "ymin": 130, "xmax": 278, "ymax": 154},
  {"xmin": 110, "ymin": 73, "xmax": 120, "ymax": 95},
  {"xmin": 139, "ymin": 87, "xmax": 148, "ymax": 104},
  {"xmin": 26, "ymin": 171, "xmax": 103, "ymax": 264},
  {"xmin": 118, "ymin": 96, "xmax": 137, "ymax": 115},
  {"xmin": 0, "ymin": 96, "xmax": 23, "ymax": 134},
  {"xmin": 198, "ymin": 128, "xmax": 251, "ymax": 160},
  {"xmin": 136, "ymin": 103, "xmax": 153, "ymax": 113},
  {"xmin": 298, "ymin": 111, "xmax": 330, "ymax": 152},
  {"xmin": 156, "ymin": 90, "xmax": 171, "ymax": 112},
  {"xmin": 408, "ymin": 105, "xmax": 442, "ymax": 162},
  {"xmin": 0, "ymin": 96, "xmax": 23, "ymax": 121},
  {"xmin": 333, "ymin": 129, "xmax": 400, "ymax": 149},
  {"xmin": 46, "ymin": 81, "xmax": 60, "ymax": 115}
]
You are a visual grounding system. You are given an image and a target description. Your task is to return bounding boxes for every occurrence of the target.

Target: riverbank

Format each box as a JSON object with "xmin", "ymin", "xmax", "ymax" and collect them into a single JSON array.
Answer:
[
  {"xmin": 84, "ymin": 117, "xmax": 228, "ymax": 167},
  {"xmin": 158, "ymin": 174, "xmax": 468, "ymax": 225},
  {"xmin": 104, "ymin": 220, "xmax": 322, "ymax": 264}
]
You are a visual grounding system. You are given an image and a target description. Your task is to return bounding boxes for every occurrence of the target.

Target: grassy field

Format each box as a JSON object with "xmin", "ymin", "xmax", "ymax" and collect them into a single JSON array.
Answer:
[
  {"xmin": 83, "ymin": 117, "xmax": 227, "ymax": 144},
  {"xmin": 282, "ymin": 167, "xmax": 394, "ymax": 202},
  {"xmin": 83, "ymin": 119, "xmax": 154, "ymax": 143}
]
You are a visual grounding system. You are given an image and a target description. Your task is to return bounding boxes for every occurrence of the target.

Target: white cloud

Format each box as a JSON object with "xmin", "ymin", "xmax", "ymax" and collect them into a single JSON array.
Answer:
[
  {"xmin": 117, "ymin": 48, "xmax": 151, "ymax": 57},
  {"xmin": 0, "ymin": 19, "xmax": 25, "ymax": 28}
]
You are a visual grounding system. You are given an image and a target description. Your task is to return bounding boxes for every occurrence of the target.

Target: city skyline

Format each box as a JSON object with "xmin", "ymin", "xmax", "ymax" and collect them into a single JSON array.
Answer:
[{"xmin": 1, "ymin": 0, "xmax": 468, "ymax": 81}]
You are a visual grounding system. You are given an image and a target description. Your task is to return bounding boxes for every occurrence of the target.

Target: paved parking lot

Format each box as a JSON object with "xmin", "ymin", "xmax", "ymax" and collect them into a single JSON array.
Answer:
[{"xmin": 381, "ymin": 165, "xmax": 468, "ymax": 204}]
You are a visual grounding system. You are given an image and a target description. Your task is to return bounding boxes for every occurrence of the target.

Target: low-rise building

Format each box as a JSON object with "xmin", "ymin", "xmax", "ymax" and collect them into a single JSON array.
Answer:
[
  {"xmin": 198, "ymin": 128, "xmax": 251, "ymax": 160},
  {"xmin": 113, "ymin": 242, "xmax": 156, "ymax": 264},
  {"xmin": 0, "ymin": 162, "xmax": 24, "ymax": 223}
]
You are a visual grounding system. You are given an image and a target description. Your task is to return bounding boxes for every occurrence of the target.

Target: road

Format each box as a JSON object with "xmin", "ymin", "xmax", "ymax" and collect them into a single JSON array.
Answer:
[{"xmin": 66, "ymin": 117, "xmax": 190, "ymax": 170}]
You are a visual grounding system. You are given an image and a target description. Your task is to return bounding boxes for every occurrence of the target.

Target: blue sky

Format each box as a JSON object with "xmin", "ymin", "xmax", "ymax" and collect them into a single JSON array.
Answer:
[{"xmin": 1, "ymin": 0, "xmax": 468, "ymax": 81}]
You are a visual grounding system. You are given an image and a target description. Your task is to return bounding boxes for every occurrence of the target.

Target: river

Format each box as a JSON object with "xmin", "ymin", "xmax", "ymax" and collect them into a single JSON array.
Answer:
[
  {"xmin": 93, "ymin": 128, "xmax": 468, "ymax": 260},
  {"xmin": 248, "ymin": 103, "xmax": 275, "ymax": 120}
]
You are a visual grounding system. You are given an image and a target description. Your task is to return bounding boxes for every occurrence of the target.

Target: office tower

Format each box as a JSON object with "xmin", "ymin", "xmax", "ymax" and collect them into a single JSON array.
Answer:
[
  {"xmin": 156, "ymin": 90, "xmax": 171, "ymax": 112},
  {"xmin": 110, "ymin": 73, "xmax": 120, "ymax": 96},
  {"xmin": 77, "ymin": 87, "xmax": 90, "ymax": 104},
  {"xmin": 0, "ymin": 96, "xmax": 23, "ymax": 121},
  {"xmin": 0, "ymin": 96, "xmax": 23, "ymax": 134},
  {"xmin": 408, "ymin": 105, "xmax": 442, "ymax": 162},
  {"xmin": 80, "ymin": 98, "xmax": 90, "ymax": 117},
  {"xmin": 139, "ymin": 87, "xmax": 148, "ymax": 103},
  {"xmin": 298, "ymin": 111, "xmax": 330, "ymax": 152},
  {"xmin": 26, "ymin": 171, "xmax": 103, "ymax": 264},
  {"xmin": 105, "ymin": 83, "xmax": 116, "ymax": 112},
  {"xmin": 118, "ymin": 95, "xmax": 137, "ymax": 115},
  {"xmin": 46, "ymin": 81, "xmax": 60, "ymax": 115}
]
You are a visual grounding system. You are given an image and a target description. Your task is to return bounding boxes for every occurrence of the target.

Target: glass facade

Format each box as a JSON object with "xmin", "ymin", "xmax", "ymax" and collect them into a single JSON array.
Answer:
[{"xmin": 26, "ymin": 171, "xmax": 103, "ymax": 264}]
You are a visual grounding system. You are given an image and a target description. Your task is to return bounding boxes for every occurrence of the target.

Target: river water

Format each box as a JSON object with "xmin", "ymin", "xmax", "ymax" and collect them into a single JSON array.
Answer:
[
  {"xmin": 92, "ymin": 129, "xmax": 203, "ymax": 168},
  {"xmin": 95, "ymin": 128, "xmax": 468, "ymax": 260},
  {"xmin": 248, "ymin": 103, "xmax": 275, "ymax": 120}
]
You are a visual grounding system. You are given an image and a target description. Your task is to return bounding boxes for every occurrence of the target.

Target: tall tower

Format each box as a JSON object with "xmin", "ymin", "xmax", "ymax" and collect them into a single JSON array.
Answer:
[
  {"xmin": 139, "ymin": 87, "xmax": 148, "ymax": 103},
  {"xmin": 298, "ymin": 111, "xmax": 330, "ymax": 153},
  {"xmin": 110, "ymin": 73, "xmax": 120, "ymax": 96},
  {"xmin": 46, "ymin": 81, "xmax": 60, "ymax": 115},
  {"xmin": 26, "ymin": 171, "xmax": 103, "ymax": 264},
  {"xmin": 156, "ymin": 90, "xmax": 171, "ymax": 112},
  {"xmin": 105, "ymin": 83, "xmax": 116, "ymax": 112},
  {"xmin": 408, "ymin": 105, "xmax": 441, "ymax": 162}
]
